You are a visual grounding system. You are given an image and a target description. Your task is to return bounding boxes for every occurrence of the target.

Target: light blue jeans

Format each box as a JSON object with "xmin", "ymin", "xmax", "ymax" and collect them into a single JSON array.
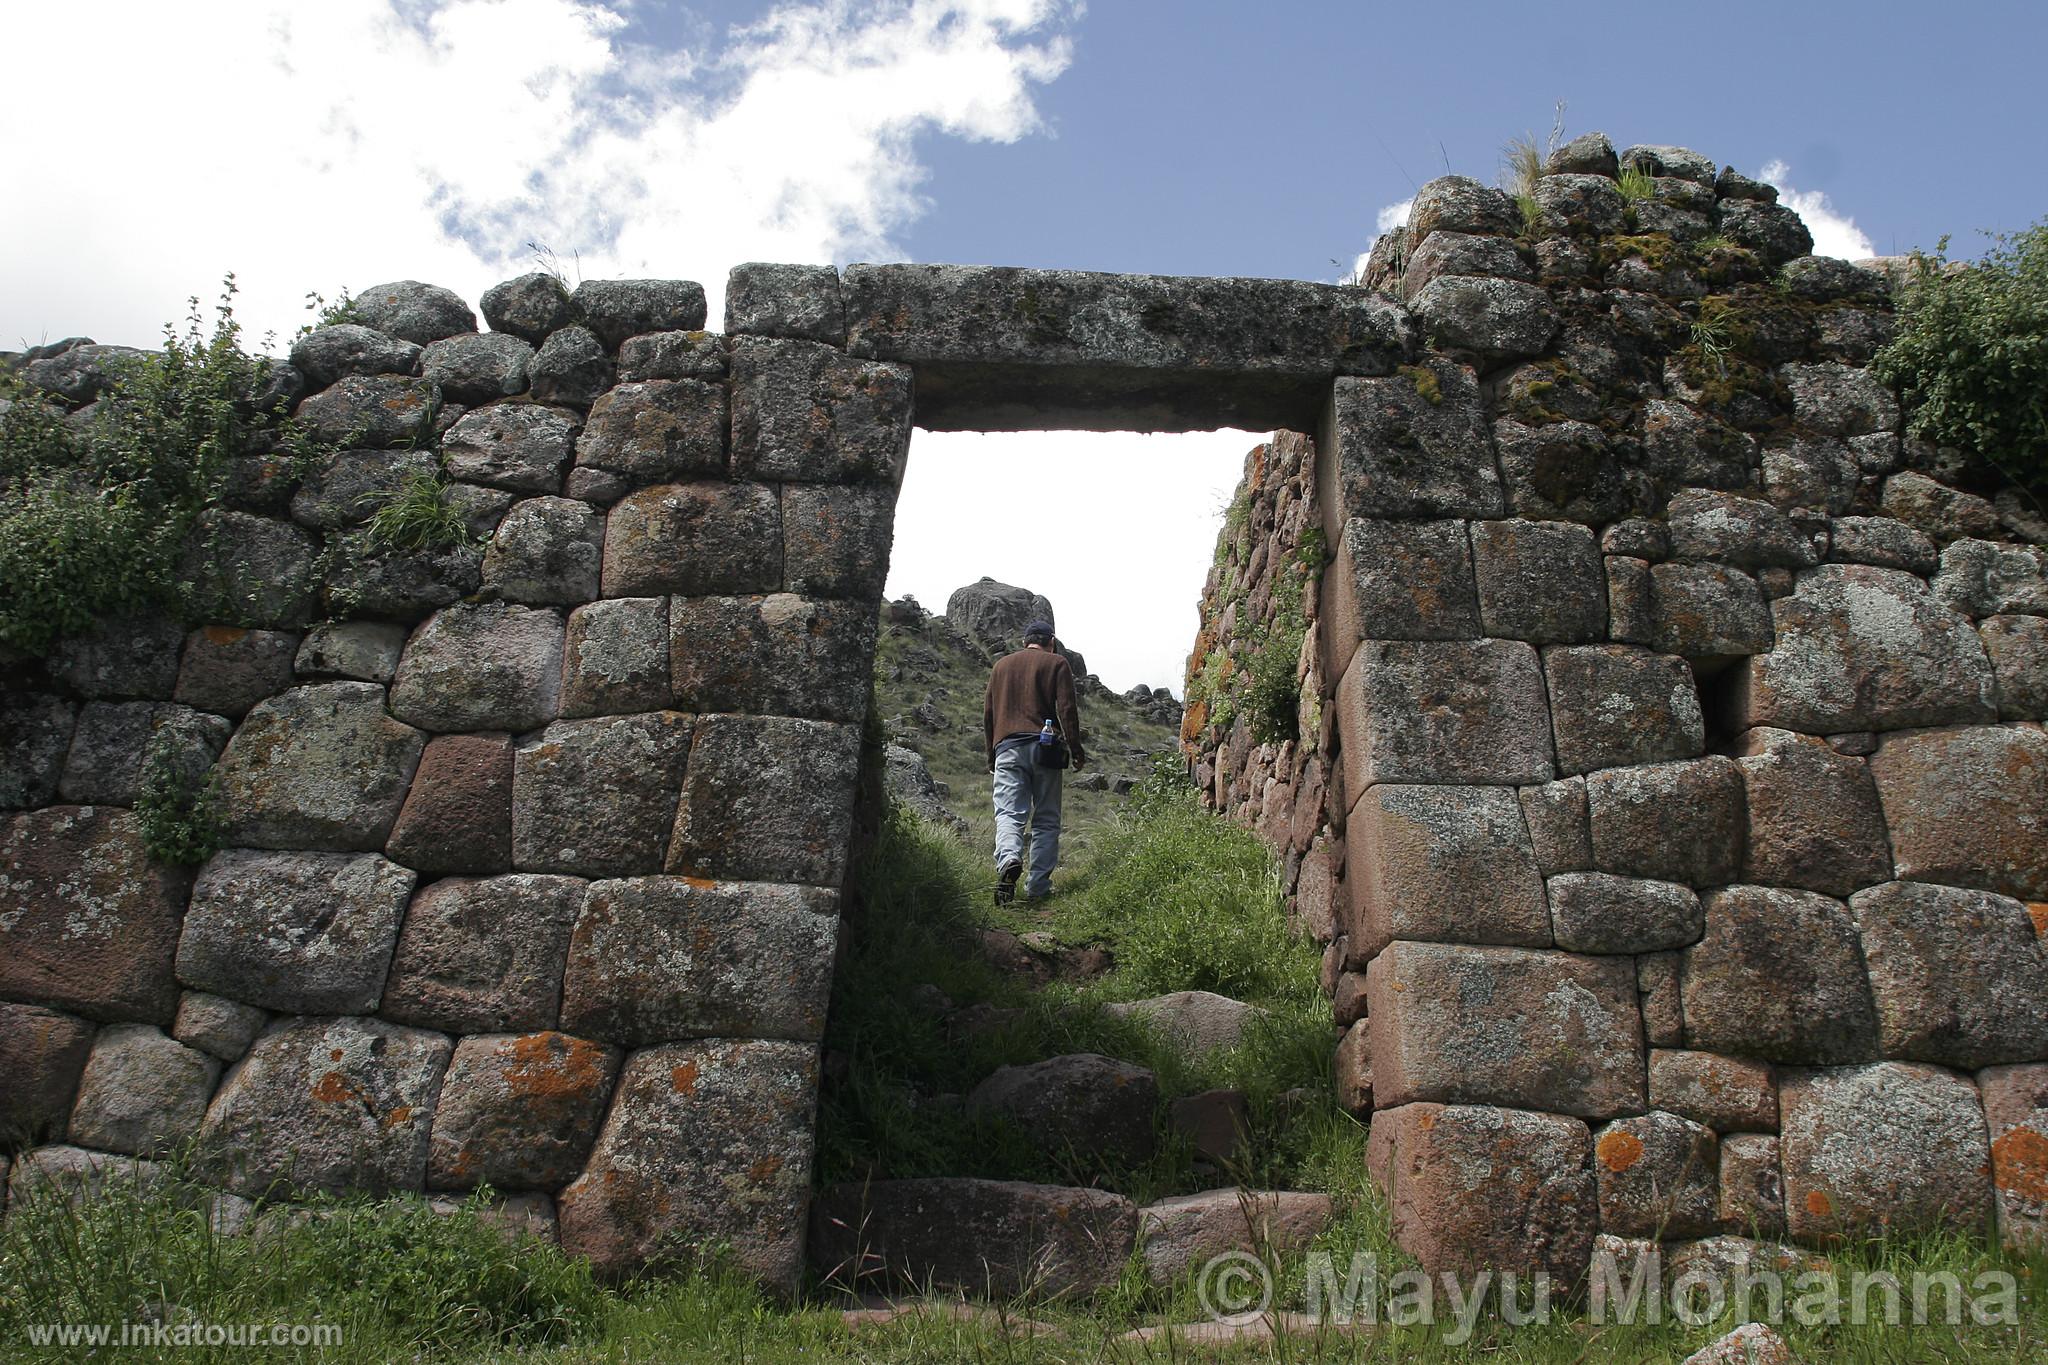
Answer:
[{"xmin": 992, "ymin": 744, "xmax": 1063, "ymax": 898}]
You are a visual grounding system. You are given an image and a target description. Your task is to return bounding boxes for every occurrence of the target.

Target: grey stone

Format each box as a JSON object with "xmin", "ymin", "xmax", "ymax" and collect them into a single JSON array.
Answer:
[
  {"xmin": 1733, "ymin": 727, "xmax": 1892, "ymax": 896},
  {"xmin": 481, "ymin": 496, "xmax": 603, "ymax": 605},
  {"xmin": 666, "ymin": 714, "xmax": 860, "ymax": 886},
  {"xmin": 968, "ymin": 1054, "xmax": 1158, "ymax": 1165},
  {"xmin": 19, "ymin": 342, "xmax": 150, "ymax": 404},
  {"xmin": 1645, "ymin": 561, "xmax": 1775, "ymax": 664},
  {"xmin": 574, "ymin": 379, "xmax": 728, "ymax": 483},
  {"xmin": 1529, "ymin": 174, "xmax": 1628, "ymax": 236},
  {"xmin": 1619, "ymin": 144, "xmax": 1717, "ymax": 185},
  {"xmin": 730, "ymin": 338, "xmax": 911, "ymax": 484},
  {"xmin": 616, "ymin": 330, "xmax": 727, "ymax": 382},
  {"xmin": 1335, "ymin": 638, "xmax": 1554, "ymax": 789},
  {"xmin": 1980, "ymin": 1064, "xmax": 2048, "ymax": 1251},
  {"xmin": 1681, "ymin": 886, "xmax": 1881, "ymax": 1064},
  {"xmin": 47, "ymin": 613, "xmax": 184, "ymax": 699},
  {"xmin": 1780, "ymin": 1062, "xmax": 1992, "ymax": 1240},
  {"xmin": 6, "ymin": 1145, "xmax": 163, "ymax": 1209},
  {"xmin": 1519, "ymin": 776, "xmax": 1592, "ymax": 874},
  {"xmin": 1586, "ymin": 756, "xmax": 1745, "ymax": 887},
  {"xmin": 1781, "ymin": 255, "xmax": 1886, "ymax": 302},
  {"xmin": 1666, "ymin": 490, "xmax": 1818, "ymax": 568},
  {"xmin": 1328, "ymin": 362, "xmax": 1503, "ymax": 519},
  {"xmin": 1871, "ymin": 725, "xmax": 2048, "ymax": 900},
  {"xmin": 560, "ymin": 877, "xmax": 839, "ymax": 1045},
  {"xmin": 1471, "ymin": 519, "xmax": 1606, "ymax": 644},
  {"xmin": 512, "ymin": 712, "xmax": 694, "ymax": 878},
  {"xmin": 1402, "ymin": 231, "xmax": 1533, "ymax": 294},
  {"xmin": 1544, "ymin": 131, "xmax": 1619, "ymax": 178},
  {"xmin": 1781, "ymin": 362, "xmax": 1897, "ymax": 438},
  {"xmin": 56, "ymin": 701, "xmax": 224, "ymax": 806},
  {"xmin": 381, "ymin": 874, "xmax": 585, "ymax": 1034},
  {"xmin": 389, "ymin": 603, "xmax": 564, "ymax": 733},
  {"xmin": 0, "ymin": 807, "xmax": 190, "ymax": 1023},
  {"xmin": 196, "ymin": 1014, "xmax": 452, "ymax": 1198},
  {"xmin": 172, "ymin": 991, "xmax": 267, "ymax": 1062},
  {"xmin": 882, "ymin": 743, "xmax": 968, "ymax": 837},
  {"xmin": 180, "ymin": 511, "xmax": 318, "ymax": 630},
  {"xmin": 1406, "ymin": 176, "xmax": 1521, "ymax": 243},
  {"xmin": 289, "ymin": 447, "xmax": 437, "ymax": 529},
  {"xmin": 1932, "ymin": 539, "xmax": 2048, "ymax": 618},
  {"xmin": 1138, "ymin": 1190, "xmax": 1333, "ymax": 1287},
  {"xmin": 480, "ymin": 273, "xmax": 572, "ymax": 345},
  {"xmin": 1548, "ymin": 872, "xmax": 1703, "ymax": 954},
  {"xmin": 561, "ymin": 597, "xmax": 670, "ymax": 718},
  {"xmin": 293, "ymin": 374, "xmax": 439, "ymax": 447},
  {"xmin": 559, "ymin": 1038, "xmax": 817, "ymax": 1288},
  {"xmin": 668, "ymin": 594, "xmax": 877, "ymax": 722},
  {"xmin": 781, "ymin": 483, "xmax": 896, "ymax": 599},
  {"xmin": 1495, "ymin": 417, "xmax": 1633, "ymax": 524},
  {"xmin": 1981, "ymin": 615, "xmax": 2048, "ymax": 718},
  {"xmin": 427, "ymin": 1031, "xmax": 621, "ymax": 1191},
  {"xmin": 1714, "ymin": 199, "xmax": 1815, "ymax": 270},
  {"xmin": 295, "ymin": 620, "xmax": 408, "ymax": 682},
  {"xmin": 1852, "ymin": 880, "xmax": 2048, "ymax": 1068},
  {"xmin": 384, "ymin": 732, "xmax": 514, "ymax": 875},
  {"xmin": 1345, "ymin": 783, "xmax": 1551, "ymax": 957},
  {"xmin": 213, "ymin": 682, "xmax": 425, "ymax": 850},
  {"xmin": 67, "ymin": 1023, "xmax": 220, "ymax": 1156},
  {"xmin": 945, "ymin": 578, "xmax": 1055, "ymax": 657},
  {"xmin": 1648, "ymin": 1049, "xmax": 1778, "ymax": 1133},
  {"xmin": 1762, "ymin": 439, "xmax": 1860, "ymax": 515},
  {"xmin": 601, "ymin": 480, "xmax": 781, "ymax": 597},
  {"xmin": 1881, "ymin": 471, "xmax": 2003, "ymax": 544},
  {"xmin": 571, "ymin": 279, "xmax": 708, "ymax": 350},
  {"xmin": 1544, "ymin": 645, "xmax": 1703, "ymax": 774},
  {"xmin": 289, "ymin": 324, "xmax": 421, "ymax": 389},
  {"xmin": 1592, "ymin": 1111, "xmax": 1720, "ymax": 1239},
  {"xmin": 173, "ymin": 627, "xmax": 298, "ymax": 719},
  {"xmin": 351, "ymin": 280, "xmax": 477, "ymax": 345},
  {"xmin": 322, "ymin": 529, "xmax": 483, "ymax": 620},
  {"xmin": 1410, "ymin": 276, "xmax": 1559, "ymax": 364},
  {"xmin": 1367, "ymin": 941, "xmax": 1645, "ymax": 1118},
  {"xmin": 1104, "ymin": 991, "xmax": 1267, "ymax": 1058},
  {"xmin": 1736, "ymin": 564, "xmax": 1996, "ymax": 732},
  {"xmin": 178, "ymin": 848, "xmax": 414, "ymax": 1012},
  {"xmin": 440, "ymin": 402, "xmax": 580, "ymax": 493},
  {"xmin": 1640, "ymin": 400, "xmax": 1757, "ymax": 494},
  {"xmin": 725, "ymin": 263, "xmax": 846, "ymax": 343},
  {"xmin": 420, "ymin": 332, "xmax": 534, "ymax": 404},
  {"xmin": 1829, "ymin": 515, "xmax": 1938, "ymax": 573},
  {"xmin": 564, "ymin": 465, "xmax": 630, "ymax": 504},
  {"xmin": 0, "ymin": 1003, "xmax": 97, "ymax": 1146},
  {"xmin": 0, "ymin": 693, "xmax": 75, "ymax": 810},
  {"xmin": 1637, "ymin": 952, "xmax": 1685, "ymax": 1048},
  {"xmin": 1325, "ymin": 517, "xmax": 1479, "ymax": 644},
  {"xmin": 530, "ymin": 326, "xmax": 613, "ymax": 407}
]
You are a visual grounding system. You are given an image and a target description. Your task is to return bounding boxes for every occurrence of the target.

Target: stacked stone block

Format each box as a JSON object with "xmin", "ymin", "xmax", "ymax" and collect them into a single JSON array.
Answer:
[{"xmin": 1, "ymin": 269, "xmax": 909, "ymax": 1290}]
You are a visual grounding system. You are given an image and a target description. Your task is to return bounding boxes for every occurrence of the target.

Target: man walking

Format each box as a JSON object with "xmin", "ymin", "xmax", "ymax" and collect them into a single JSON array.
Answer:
[{"xmin": 983, "ymin": 621, "xmax": 1087, "ymax": 904}]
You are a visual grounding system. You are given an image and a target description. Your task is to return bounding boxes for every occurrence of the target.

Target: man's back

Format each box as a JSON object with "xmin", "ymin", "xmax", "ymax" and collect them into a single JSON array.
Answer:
[{"xmin": 983, "ymin": 645, "xmax": 1086, "ymax": 767}]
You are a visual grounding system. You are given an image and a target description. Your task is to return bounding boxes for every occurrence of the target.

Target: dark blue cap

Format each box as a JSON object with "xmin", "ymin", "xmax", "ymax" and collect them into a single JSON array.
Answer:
[{"xmin": 1023, "ymin": 620, "xmax": 1055, "ymax": 643}]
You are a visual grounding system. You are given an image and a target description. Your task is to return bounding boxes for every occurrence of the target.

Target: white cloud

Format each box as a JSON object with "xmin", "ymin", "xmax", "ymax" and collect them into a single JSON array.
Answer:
[
  {"xmin": 1759, "ymin": 160, "xmax": 1875, "ymax": 261},
  {"xmin": 0, "ymin": 0, "xmax": 1075, "ymax": 349},
  {"xmin": 1342, "ymin": 197, "xmax": 1412, "ymax": 284}
]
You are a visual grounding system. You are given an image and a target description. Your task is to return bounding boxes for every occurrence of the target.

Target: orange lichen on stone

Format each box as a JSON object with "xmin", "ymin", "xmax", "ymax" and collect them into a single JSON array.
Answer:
[
  {"xmin": 2028, "ymin": 904, "xmax": 2048, "ymax": 939},
  {"xmin": 749, "ymin": 1155, "xmax": 784, "ymax": 1183},
  {"xmin": 682, "ymin": 876, "xmax": 717, "ymax": 890},
  {"xmin": 1596, "ymin": 1129, "xmax": 1644, "ymax": 1172},
  {"xmin": 671, "ymin": 1060, "xmax": 700, "ymax": 1095},
  {"xmin": 310, "ymin": 1071, "xmax": 357, "ymax": 1104},
  {"xmin": 505, "ymin": 1033, "xmax": 609, "ymax": 1100},
  {"xmin": 382, "ymin": 1105, "xmax": 413, "ymax": 1129},
  {"xmin": 1805, "ymin": 1189, "xmax": 1834, "ymax": 1218},
  {"xmin": 201, "ymin": 625, "xmax": 250, "ymax": 645},
  {"xmin": 1992, "ymin": 1128, "xmax": 2048, "ymax": 1202}
]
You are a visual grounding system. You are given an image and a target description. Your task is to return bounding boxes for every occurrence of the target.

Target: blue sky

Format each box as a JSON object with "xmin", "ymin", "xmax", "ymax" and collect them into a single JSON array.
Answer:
[{"xmin": 4, "ymin": 0, "xmax": 2042, "ymax": 690}]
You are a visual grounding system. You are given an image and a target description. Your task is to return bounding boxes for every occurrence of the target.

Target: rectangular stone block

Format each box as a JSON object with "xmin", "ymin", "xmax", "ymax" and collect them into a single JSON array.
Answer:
[
  {"xmin": 1548, "ymin": 872, "xmax": 1702, "ymax": 954},
  {"xmin": 780, "ymin": 484, "xmax": 896, "ymax": 600},
  {"xmin": 666, "ymin": 715, "xmax": 860, "ymax": 886},
  {"xmin": 1593, "ymin": 1111, "xmax": 1719, "ymax": 1239},
  {"xmin": 1981, "ymin": 615, "xmax": 2048, "ymax": 720},
  {"xmin": 1519, "ymin": 776, "xmax": 1592, "ymax": 874},
  {"xmin": 601, "ymin": 481, "xmax": 781, "ymax": 598},
  {"xmin": 1335, "ymin": 638, "xmax": 1555, "ymax": 792},
  {"xmin": 1780, "ymin": 1062, "xmax": 1993, "ymax": 1241},
  {"xmin": 669, "ymin": 594, "xmax": 877, "ymax": 723},
  {"xmin": 1851, "ymin": 880, "xmax": 2048, "ymax": 1069},
  {"xmin": 512, "ymin": 713, "xmax": 695, "ymax": 878},
  {"xmin": 1544, "ymin": 645, "xmax": 1704, "ymax": 775},
  {"xmin": 1870, "ymin": 724, "xmax": 2048, "ymax": 900},
  {"xmin": 573, "ymin": 379, "xmax": 727, "ymax": 484},
  {"xmin": 1980, "ymin": 1063, "xmax": 2048, "ymax": 1251},
  {"xmin": 1647, "ymin": 1049, "xmax": 1778, "ymax": 1132},
  {"xmin": 380, "ymin": 873, "xmax": 587, "ymax": 1035},
  {"xmin": 1328, "ymin": 363, "xmax": 1505, "ymax": 520},
  {"xmin": 1324, "ymin": 517, "xmax": 1479, "ymax": 646},
  {"xmin": 212, "ymin": 682, "xmax": 426, "ymax": 852},
  {"xmin": 1734, "ymin": 727, "xmax": 1892, "ymax": 897},
  {"xmin": 1647, "ymin": 561, "xmax": 1774, "ymax": 664},
  {"xmin": 729, "ymin": 337, "xmax": 911, "ymax": 484},
  {"xmin": 1585, "ymin": 756, "xmax": 1744, "ymax": 887},
  {"xmin": 1367, "ymin": 940, "xmax": 1645, "ymax": 1119},
  {"xmin": 1719, "ymin": 1133, "xmax": 1786, "ymax": 1237},
  {"xmin": 0, "ymin": 1002, "xmax": 96, "ymax": 1146},
  {"xmin": 724, "ymin": 262, "xmax": 847, "ymax": 343},
  {"xmin": 1344, "ymin": 784, "xmax": 1551, "ymax": 960},
  {"xmin": 1471, "ymin": 518, "xmax": 1607, "ymax": 643},
  {"xmin": 1680, "ymin": 886, "xmax": 1881, "ymax": 1065}
]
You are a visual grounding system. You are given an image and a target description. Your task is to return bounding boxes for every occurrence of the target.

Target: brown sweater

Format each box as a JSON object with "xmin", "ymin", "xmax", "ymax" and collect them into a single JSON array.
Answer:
[{"xmin": 983, "ymin": 645, "xmax": 1086, "ymax": 767}]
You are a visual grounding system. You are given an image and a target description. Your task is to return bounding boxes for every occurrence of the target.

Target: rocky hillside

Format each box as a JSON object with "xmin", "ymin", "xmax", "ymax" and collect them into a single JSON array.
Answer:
[{"xmin": 873, "ymin": 577, "xmax": 1184, "ymax": 866}]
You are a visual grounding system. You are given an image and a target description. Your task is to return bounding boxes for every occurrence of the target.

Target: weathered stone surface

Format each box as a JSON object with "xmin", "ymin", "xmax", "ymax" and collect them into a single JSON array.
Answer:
[
  {"xmin": 1104, "ymin": 991, "xmax": 1267, "ymax": 1058},
  {"xmin": 1498, "ymin": 418, "xmax": 1633, "ymax": 524},
  {"xmin": 323, "ymin": 530, "xmax": 483, "ymax": 620},
  {"xmin": 1545, "ymin": 646, "xmax": 1704, "ymax": 775},
  {"xmin": 1530, "ymin": 173, "xmax": 1628, "ymax": 236},
  {"xmin": 1780, "ymin": 1062, "xmax": 1992, "ymax": 1240},
  {"xmin": 174, "ymin": 626, "xmax": 298, "ymax": 718},
  {"xmin": 1882, "ymin": 471, "xmax": 2003, "ymax": 544},
  {"xmin": 1851, "ymin": 880, "xmax": 2048, "ymax": 1068},
  {"xmin": 1640, "ymin": 400, "xmax": 1757, "ymax": 495},
  {"xmin": 67, "ymin": 1023, "xmax": 220, "ymax": 1156},
  {"xmin": 0, "ymin": 693, "xmax": 75, "ymax": 809},
  {"xmin": 1548, "ymin": 872, "xmax": 1703, "ymax": 954},
  {"xmin": 1411, "ymin": 276, "xmax": 1558, "ymax": 363},
  {"xmin": 352, "ymin": 280, "xmax": 477, "ymax": 345},
  {"xmin": 575, "ymin": 380, "xmax": 727, "ymax": 484},
  {"xmin": 1646, "ymin": 561, "xmax": 1774, "ymax": 664},
  {"xmin": 560, "ymin": 876, "xmax": 837, "ymax": 1045},
  {"xmin": 601, "ymin": 480, "xmax": 781, "ymax": 598},
  {"xmin": 1407, "ymin": 176, "xmax": 1522, "ymax": 243},
  {"xmin": 668, "ymin": 594, "xmax": 877, "ymax": 723},
  {"xmin": 572, "ymin": 279, "xmax": 707, "ymax": 350},
  {"xmin": 945, "ymin": 578, "xmax": 1055, "ymax": 657},
  {"xmin": 1404, "ymin": 231, "xmax": 1533, "ymax": 293},
  {"xmin": 440, "ymin": 402, "xmax": 580, "ymax": 493},
  {"xmin": 1762, "ymin": 439, "xmax": 1860, "ymax": 516},
  {"xmin": 1324, "ymin": 516, "xmax": 1477, "ymax": 644},
  {"xmin": 171, "ymin": 991, "xmax": 266, "ymax": 1062},
  {"xmin": 1982, "ymin": 615, "xmax": 2048, "ymax": 718},
  {"xmin": 1870, "ymin": 724, "xmax": 2048, "ymax": 899},
  {"xmin": 781, "ymin": 483, "xmax": 895, "ymax": 599},
  {"xmin": 1545, "ymin": 131, "xmax": 1619, "ymax": 178},
  {"xmin": 420, "ymin": 331, "xmax": 535, "ymax": 403},
  {"xmin": 730, "ymin": 338, "xmax": 911, "ymax": 484},
  {"xmin": 1980, "ymin": 1064, "xmax": 2048, "ymax": 1250},
  {"xmin": 0, "ymin": 1003, "xmax": 96, "ymax": 1145},
  {"xmin": 1365, "ymin": 1102, "xmax": 1596, "ymax": 1280},
  {"xmin": 1346, "ymin": 784, "xmax": 1550, "ymax": 957},
  {"xmin": 293, "ymin": 374, "xmax": 439, "ymax": 447},
  {"xmin": 1593, "ymin": 1110, "xmax": 1720, "ymax": 1239},
  {"xmin": 810, "ymin": 1177, "xmax": 1138, "ymax": 1298},
  {"xmin": 213, "ymin": 682, "xmax": 425, "ymax": 850},
  {"xmin": 0, "ymin": 807, "xmax": 187, "ymax": 1022},
  {"xmin": 1780, "ymin": 362, "xmax": 1898, "ymax": 438},
  {"xmin": 1328, "ymin": 363, "xmax": 1503, "ymax": 520},
  {"xmin": 58, "ymin": 701, "xmax": 228, "ymax": 806},
  {"xmin": 1520, "ymin": 776, "xmax": 1592, "ymax": 874},
  {"xmin": 289, "ymin": 447, "xmax": 437, "ymax": 529},
  {"xmin": 1737, "ymin": 564, "xmax": 1995, "ymax": 732},
  {"xmin": 1681, "ymin": 886, "xmax": 1881, "ymax": 1064},
  {"xmin": 19, "ymin": 342, "xmax": 151, "ymax": 403},
  {"xmin": 196, "ymin": 1015, "xmax": 452, "ymax": 1198},
  {"xmin": 1368, "ymin": 941, "xmax": 1644, "ymax": 1118},
  {"xmin": 1683, "ymin": 1323, "xmax": 1794, "ymax": 1365},
  {"xmin": 1470, "ymin": 519, "xmax": 1606, "ymax": 644},
  {"xmin": 969, "ymin": 1054, "xmax": 1158, "ymax": 1165},
  {"xmin": 480, "ymin": 496, "xmax": 603, "ymax": 605},
  {"xmin": 1666, "ymin": 490, "xmax": 1818, "ymax": 568},
  {"xmin": 389, "ymin": 604, "xmax": 564, "ymax": 733},
  {"xmin": 1933, "ymin": 538, "xmax": 2048, "ymax": 618},
  {"xmin": 48, "ymin": 612, "xmax": 185, "ymax": 699},
  {"xmin": 725, "ymin": 262, "xmax": 845, "ymax": 343},
  {"xmin": 179, "ymin": 849, "xmax": 414, "ymax": 1013},
  {"xmin": 382, "ymin": 873, "xmax": 585, "ymax": 1034},
  {"xmin": 617, "ymin": 330, "xmax": 727, "ymax": 382},
  {"xmin": 667, "ymin": 715, "xmax": 860, "ymax": 885},
  {"xmin": 560, "ymin": 597, "xmax": 670, "ymax": 718},
  {"xmin": 1586, "ymin": 757, "xmax": 1744, "ymax": 886},
  {"xmin": 1733, "ymin": 727, "xmax": 1892, "ymax": 896},
  {"xmin": 1648, "ymin": 1049, "xmax": 1778, "ymax": 1132},
  {"xmin": 288, "ymin": 323, "xmax": 421, "ymax": 389},
  {"xmin": 1336, "ymin": 638, "xmax": 1554, "ymax": 790},
  {"xmin": 1714, "ymin": 199, "xmax": 1814, "ymax": 270},
  {"xmin": 530, "ymin": 326, "xmax": 613, "ymax": 407},
  {"xmin": 481, "ymin": 272, "xmax": 572, "ymax": 344},
  {"xmin": 1333, "ymin": 1017, "xmax": 1372, "ymax": 1114},
  {"xmin": 427, "ymin": 1031, "xmax": 621, "ymax": 1191},
  {"xmin": 1636, "ymin": 952, "xmax": 1685, "ymax": 1048},
  {"xmin": 6, "ymin": 1145, "xmax": 163, "ymax": 1210},
  {"xmin": 512, "ymin": 712, "xmax": 694, "ymax": 877},
  {"xmin": 290, "ymin": 626, "xmax": 400, "ymax": 689},
  {"xmin": 385, "ymin": 733, "xmax": 514, "ymax": 875},
  {"xmin": 451, "ymin": 477, "xmax": 530, "ymax": 541},
  {"xmin": 1138, "ymin": 1190, "xmax": 1333, "ymax": 1287},
  {"xmin": 1169, "ymin": 1089, "xmax": 1247, "ymax": 1164},
  {"xmin": 559, "ymin": 1038, "xmax": 816, "ymax": 1288},
  {"xmin": 1719, "ymin": 1133, "xmax": 1786, "ymax": 1236}
]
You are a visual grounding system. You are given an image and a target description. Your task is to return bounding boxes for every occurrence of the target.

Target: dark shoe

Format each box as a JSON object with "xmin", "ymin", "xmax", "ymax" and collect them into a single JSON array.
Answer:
[{"xmin": 994, "ymin": 862, "xmax": 1022, "ymax": 906}]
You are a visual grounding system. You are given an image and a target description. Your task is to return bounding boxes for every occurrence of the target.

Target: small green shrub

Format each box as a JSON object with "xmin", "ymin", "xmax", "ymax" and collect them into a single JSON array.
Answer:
[
  {"xmin": 1616, "ymin": 161, "xmax": 1656, "ymax": 202},
  {"xmin": 361, "ymin": 471, "xmax": 471, "ymax": 552},
  {"xmin": 134, "ymin": 730, "xmax": 222, "ymax": 866}
]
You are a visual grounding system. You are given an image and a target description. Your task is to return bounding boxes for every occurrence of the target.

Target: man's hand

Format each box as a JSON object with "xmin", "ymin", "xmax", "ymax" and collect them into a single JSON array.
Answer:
[{"xmin": 1072, "ymin": 756, "xmax": 1086, "ymax": 771}]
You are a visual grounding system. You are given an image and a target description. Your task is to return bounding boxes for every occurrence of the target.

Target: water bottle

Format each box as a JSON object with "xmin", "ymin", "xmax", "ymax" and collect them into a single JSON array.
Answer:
[{"xmin": 1039, "ymin": 718, "xmax": 1056, "ymax": 747}]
